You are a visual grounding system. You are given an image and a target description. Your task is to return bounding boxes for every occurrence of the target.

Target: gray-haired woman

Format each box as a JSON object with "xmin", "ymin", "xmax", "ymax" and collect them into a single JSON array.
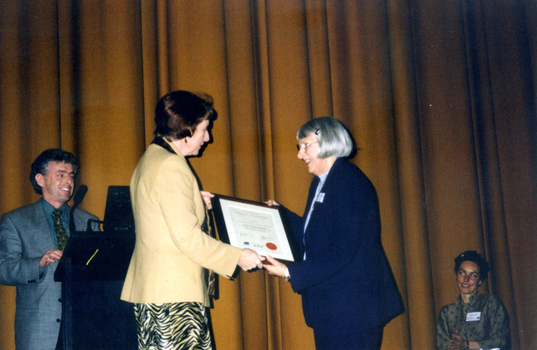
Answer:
[{"xmin": 263, "ymin": 116, "xmax": 403, "ymax": 350}]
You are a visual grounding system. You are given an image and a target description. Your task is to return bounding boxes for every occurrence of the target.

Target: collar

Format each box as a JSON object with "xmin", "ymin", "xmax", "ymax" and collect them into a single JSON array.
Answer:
[
  {"xmin": 458, "ymin": 291, "xmax": 483, "ymax": 305},
  {"xmin": 317, "ymin": 157, "xmax": 347, "ymax": 186},
  {"xmin": 317, "ymin": 170, "xmax": 329, "ymax": 186},
  {"xmin": 152, "ymin": 135, "xmax": 180, "ymax": 155},
  {"xmin": 41, "ymin": 198, "xmax": 69, "ymax": 217}
]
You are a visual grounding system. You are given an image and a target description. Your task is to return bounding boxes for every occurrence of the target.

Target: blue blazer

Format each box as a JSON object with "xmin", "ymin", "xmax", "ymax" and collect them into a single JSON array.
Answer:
[
  {"xmin": 0, "ymin": 198, "xmax": 99, "ymax": 350},
  {"xmin": 286, "ymin": 158, "xmax": 403, "ymax": 335}
]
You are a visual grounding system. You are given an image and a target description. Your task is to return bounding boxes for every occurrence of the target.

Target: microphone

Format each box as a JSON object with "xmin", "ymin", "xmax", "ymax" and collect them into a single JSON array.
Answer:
[{"xmin": 69, "ymin": 185, "xmax": 88, "ymax": 233}]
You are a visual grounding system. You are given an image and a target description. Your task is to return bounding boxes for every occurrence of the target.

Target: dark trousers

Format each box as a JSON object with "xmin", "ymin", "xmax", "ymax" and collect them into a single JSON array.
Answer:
[{"xmin": 314, "ymin": 325, "xmax": 383, "ymax": 350}]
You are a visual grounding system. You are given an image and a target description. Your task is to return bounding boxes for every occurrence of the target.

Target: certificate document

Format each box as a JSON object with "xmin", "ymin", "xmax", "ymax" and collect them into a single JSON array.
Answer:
[{"xmin": 211, "ymin": 195, "xmax": 298, "ymax": 262}]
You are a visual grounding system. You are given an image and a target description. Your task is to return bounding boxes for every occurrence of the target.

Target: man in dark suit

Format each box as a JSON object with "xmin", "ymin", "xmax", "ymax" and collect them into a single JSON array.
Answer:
[
  {"xmin": 263, "ymin": 117, "xmax": 403, "ymax": 350},
  {"xmin": 0, "ymin": 149, "xmax": 99, "ymax": 350}
]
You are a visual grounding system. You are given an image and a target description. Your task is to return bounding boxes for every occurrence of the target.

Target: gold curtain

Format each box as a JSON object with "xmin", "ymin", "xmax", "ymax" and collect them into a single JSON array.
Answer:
[{"xmin": 1, "ymin": 0, "xmax": 536, "ymax": 349}]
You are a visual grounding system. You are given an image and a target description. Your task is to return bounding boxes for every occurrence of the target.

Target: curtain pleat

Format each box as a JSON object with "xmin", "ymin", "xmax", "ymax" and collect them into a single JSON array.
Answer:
[
  {"xmin": 387, "ymin": 1, "xmax": 434, "ymax": 349},
  {"xmin": 0, "ymin": 1, "xmax": 535, "ymax": 349}
]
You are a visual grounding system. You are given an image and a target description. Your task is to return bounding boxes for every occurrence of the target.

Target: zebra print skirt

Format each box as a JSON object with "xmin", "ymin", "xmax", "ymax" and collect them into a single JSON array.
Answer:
[{"xmin": 134, "ymin": 302, "xmax": 212, "ymax": 350}]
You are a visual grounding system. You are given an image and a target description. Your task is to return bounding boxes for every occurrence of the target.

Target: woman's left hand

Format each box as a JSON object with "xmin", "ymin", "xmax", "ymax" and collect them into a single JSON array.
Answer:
[{"xmin": 200, "ymin": 191, "xmax": 214, "ymax": 209}]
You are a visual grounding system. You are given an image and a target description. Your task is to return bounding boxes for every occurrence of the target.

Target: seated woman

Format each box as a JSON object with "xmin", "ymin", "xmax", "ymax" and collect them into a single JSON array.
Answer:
[{"xmin": 436, "ymin": 251, "xmax": 510, "ymax": 350}]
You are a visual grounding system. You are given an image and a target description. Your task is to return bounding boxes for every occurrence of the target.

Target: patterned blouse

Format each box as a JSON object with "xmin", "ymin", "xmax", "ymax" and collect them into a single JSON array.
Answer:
[{"xmin": 436, "ymin": 292, "xmax": 510, "ymax": 350}]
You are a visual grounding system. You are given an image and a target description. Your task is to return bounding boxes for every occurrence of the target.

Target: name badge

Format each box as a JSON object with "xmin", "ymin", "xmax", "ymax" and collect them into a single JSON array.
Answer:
[
  {"xmin": 466, "ymin": 312, "xmax": 481, "ymax": 322},
  {"xmin": 317, "ymin": 193, "xmax": 325, "ymax": 203}
]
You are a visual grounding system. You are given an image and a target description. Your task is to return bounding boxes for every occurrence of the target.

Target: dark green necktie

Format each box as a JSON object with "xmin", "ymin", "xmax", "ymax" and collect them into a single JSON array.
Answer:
[{"xmin": 53, "ymin": 208, "xmax": 68, "ymax": 251}]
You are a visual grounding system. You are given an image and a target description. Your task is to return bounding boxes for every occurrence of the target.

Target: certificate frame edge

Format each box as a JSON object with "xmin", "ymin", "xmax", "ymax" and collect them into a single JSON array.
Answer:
[{"xmin": 210, "ymin": 194, "xmax": 299, "ymax": 262}]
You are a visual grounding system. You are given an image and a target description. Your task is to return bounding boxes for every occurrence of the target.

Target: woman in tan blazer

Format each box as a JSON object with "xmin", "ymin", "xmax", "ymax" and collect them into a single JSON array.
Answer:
[{"xmin": 121, "ymin": 91, "xmax": 263, "ymax": 350}]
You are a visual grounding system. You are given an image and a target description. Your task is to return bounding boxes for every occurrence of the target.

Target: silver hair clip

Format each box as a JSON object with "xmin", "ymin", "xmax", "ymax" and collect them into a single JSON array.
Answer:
[{"xmin": 315, "ymin": 128, "xmax": 320, "ymax": 135}]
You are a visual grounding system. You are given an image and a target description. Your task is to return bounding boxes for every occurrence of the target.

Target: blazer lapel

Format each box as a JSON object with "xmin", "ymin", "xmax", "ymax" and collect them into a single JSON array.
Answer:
[
  {"xmin": 27, "ymin": 199, "xmax": 56, "ymax": 252},
  {"xmin": 303, "ymin": 176, "xmax": 320, "ymax": 218},
  {"xmin": 303, "ymin": 158, "xmax": 344, "ymax": 235},
  {"xmin": 303, "ymin": 176, "xmax": 321, "ymax": 248}
]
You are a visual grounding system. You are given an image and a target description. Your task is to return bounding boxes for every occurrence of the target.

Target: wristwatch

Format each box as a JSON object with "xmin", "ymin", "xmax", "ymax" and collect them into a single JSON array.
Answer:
[{"xmin": 283, "ymin": 269, "xmax": 291, "ymax": 282}]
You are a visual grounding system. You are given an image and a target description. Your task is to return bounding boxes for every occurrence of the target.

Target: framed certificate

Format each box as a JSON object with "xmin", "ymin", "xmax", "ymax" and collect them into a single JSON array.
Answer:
[{"xmin": 211, "ymin": 194, "xmax": 299, "ymax": 262}]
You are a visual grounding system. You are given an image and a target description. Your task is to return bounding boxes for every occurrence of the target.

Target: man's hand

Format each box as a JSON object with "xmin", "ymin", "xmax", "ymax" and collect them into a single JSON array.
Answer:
[
  {"xmin": 238, "ymin": 248, "xmax": 265, "ymax": 271},
  {"xmin": 39, "ymin": 249, "xmax": 62, "ymax": 267}
]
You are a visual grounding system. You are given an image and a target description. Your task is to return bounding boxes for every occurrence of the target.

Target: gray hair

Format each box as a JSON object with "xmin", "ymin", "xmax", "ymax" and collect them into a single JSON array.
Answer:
[{"xmin": 296, "ymin": 116, "xmax": 354, "ymax": 158}]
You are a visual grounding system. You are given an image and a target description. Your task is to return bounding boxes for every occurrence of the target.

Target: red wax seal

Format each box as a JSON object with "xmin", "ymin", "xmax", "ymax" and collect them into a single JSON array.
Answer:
[{"xmin": 266, "ymin": 242, "xmax": 277, "ymax": 250}]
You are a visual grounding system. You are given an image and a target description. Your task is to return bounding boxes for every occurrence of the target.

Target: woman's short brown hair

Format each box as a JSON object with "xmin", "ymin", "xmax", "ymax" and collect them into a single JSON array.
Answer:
[{"xmin": 154, "ymin": 90, "xmax": 217, "ymax": 140}]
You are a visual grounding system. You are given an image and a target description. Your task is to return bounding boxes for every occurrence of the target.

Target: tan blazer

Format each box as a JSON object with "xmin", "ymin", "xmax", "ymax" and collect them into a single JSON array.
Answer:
[{"xmin": 121, "ymin": 139, "xmax": 241, "ymax": 306}]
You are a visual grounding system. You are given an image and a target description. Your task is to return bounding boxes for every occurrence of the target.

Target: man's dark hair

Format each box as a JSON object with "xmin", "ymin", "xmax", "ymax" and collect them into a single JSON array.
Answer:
[{"xmin": 29, "ymin": 149, "xmax": 80, "ymax": 195}]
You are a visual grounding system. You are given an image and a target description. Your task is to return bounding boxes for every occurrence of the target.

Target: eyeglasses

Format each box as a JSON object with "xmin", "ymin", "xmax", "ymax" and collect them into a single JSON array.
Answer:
[{"xmin": 297, "ymin": 141, "xmax": 318, "ymax": 152}]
